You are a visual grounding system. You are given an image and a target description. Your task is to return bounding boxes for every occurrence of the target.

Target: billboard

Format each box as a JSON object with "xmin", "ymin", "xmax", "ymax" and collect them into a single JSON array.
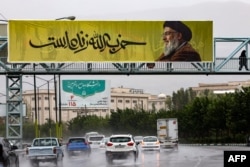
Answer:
[
  {"xmin": 8, "ymin": 20, "xmax": 213, "ymax": 62},
  {"xmin": 60, "ymin": 79, "xmax": 110, "ymax": 108}
]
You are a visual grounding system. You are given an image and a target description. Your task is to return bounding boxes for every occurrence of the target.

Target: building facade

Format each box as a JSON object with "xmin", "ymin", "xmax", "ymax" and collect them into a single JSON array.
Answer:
[
  {"xmin": 22, "ymin": 87, "xmax": 167, "ymax": 124},
  {"xmin": 22, "ymin": 80, "xmax": 250, "ymax": 124},
  {"xmin": 191, "ymin": 80, "xmax": 250, "ymax": 95}
]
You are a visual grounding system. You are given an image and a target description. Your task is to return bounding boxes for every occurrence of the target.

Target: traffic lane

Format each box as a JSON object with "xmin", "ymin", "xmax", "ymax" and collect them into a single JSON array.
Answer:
[
  {"xmin": 19, "ymin": 145, "xmax": 250, "ymax": 167},
  {"xmin": 159, "ymin": 145, "xmax": 222, "ymax": 167}
]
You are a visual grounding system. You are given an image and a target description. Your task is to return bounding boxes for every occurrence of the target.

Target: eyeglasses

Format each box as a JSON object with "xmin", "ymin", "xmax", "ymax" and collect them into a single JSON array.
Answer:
[{"xmin": 162, "ymin": 31, "xmax": 178, "ymax": 36}]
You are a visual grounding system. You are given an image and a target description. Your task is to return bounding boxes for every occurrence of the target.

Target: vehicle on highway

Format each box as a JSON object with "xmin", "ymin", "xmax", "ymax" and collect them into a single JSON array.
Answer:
[
  {"xmin": 134, "ymin": 136, "xmax": 143, "ymax": 145},
  {"xmin": 157, "ymin": 118, "xmax": 178, "ymax": 148},
  {"xmin": 140, "ymin": 136, "xmax": 160, "ymax": 151},
  {"xmin": 99, "ymin": 137, "xmax": 110, "ymax": 149},
  {"xmin": 105, "ymin": 134, "xmax": 139, "ymax": 164},
  {"xmin": 26, "ymin": 137, "xmax": 64, "ymax": 167},
  {"xmin": 88, "ymin": 135, "xmax": 105, "ymax": 149},
  {"xmin": 0, "ymin": 137, "xmax": 19, "ymax": 167},
  {"xmin": 84, "ymin": 131, "xmax": 99, "ymax": 140},
  {"xmin": 66, "ymin": 137, "xmax": 91, "ymax": 157}
]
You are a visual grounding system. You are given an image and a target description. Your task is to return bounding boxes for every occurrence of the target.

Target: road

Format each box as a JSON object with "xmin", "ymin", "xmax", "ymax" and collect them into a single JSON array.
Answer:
[{"xmin": 19, "ymin": 144, "xmax": 250, "ymax": 167}]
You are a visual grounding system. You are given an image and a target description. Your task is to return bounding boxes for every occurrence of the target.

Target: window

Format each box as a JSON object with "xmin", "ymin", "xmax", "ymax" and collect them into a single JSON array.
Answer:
[
  {"xmin": 45, "ymin": 97, "xmax": 49, "ymax": 100},
  {"xmin": 110, "ymin": 137, "xmax": 130, "ymax": 143},
  {"xmin": 69, "ymin": 138, "xmax": 85, "ymax": 143},
  {"xmin": 118, "ymin": 100, "xmax": 122, "ymax": 103},
  {"xmin": 111, "ymin": 99, "xmax": 114, "ymax": 103},
  {"xmin": 125, "ymin": 100, "xmax": 130, "ymax": 103},
  {"xmin": 39, "ymin": 139, "xmax": 58, "ymax": 146},
  {"xmin": 143, "ymin": 137, "xmax": 157, "ymax": 142},
  {"xmin": 132, "ymin": 100, "xmax": 137, "ymax": 103},
  {"xmin": 33, "ymin": 140, "xmax": 39, "ymax": 146}
]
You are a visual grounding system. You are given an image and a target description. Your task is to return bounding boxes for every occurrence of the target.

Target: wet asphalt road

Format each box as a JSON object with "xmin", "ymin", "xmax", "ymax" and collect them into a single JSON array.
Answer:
[{"xmin": 19, "ymin": 144, "xmax": 250, "ymax": 167}]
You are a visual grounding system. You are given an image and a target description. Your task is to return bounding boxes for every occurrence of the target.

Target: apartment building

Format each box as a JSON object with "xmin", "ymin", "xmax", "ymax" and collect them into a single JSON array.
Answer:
[
  {"xmin": 22, "ymin": 87, "xmax": 168, "ymax": 124},
  {"xmin": 191, "ymin": 80, "xmax": 250, "ymax": 95}
]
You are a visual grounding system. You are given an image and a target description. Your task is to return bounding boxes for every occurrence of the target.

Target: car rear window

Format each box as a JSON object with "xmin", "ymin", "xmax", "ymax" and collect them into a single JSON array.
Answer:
[
  {"xmin": 89, "ymin": 136, "xmax": 104, "ymax": 141},
  {"xmin": 69, "ymin": 138, "xmax": 85, "ymax": 143},
  {"xmin": 110, "ymin": 137, "xmax": 131, "ymax": 143},
  {"xmin": 33, "ymin": 138, "xmax": 58, "ymax": 146},
  {"xmin": 143, "ymin": 137, "xmax": 157, "ymax": 142}
]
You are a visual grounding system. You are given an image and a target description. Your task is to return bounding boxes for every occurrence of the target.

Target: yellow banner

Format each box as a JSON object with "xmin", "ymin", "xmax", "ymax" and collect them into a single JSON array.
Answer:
[{"xmin": 8, "ymin": 20, "xmax": 213, "ymax": 62}]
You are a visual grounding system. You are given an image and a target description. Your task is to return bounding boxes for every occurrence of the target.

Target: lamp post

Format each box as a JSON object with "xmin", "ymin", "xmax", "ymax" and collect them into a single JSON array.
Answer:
[
  {"xmin": 58, "ymin": 75, "xmax": 62, "ymax": 138},
  {"xmin": 52, "ymin": 16, "xmax": 75, "ymax": 138},
  {"xmin": 54, "ymin": 75, "xmax": 58, "ymax": 138},
  {"xmin": 27, "ymin": 75, "xmax": 61, "ymax": 137},
  {"xmin": 33, "ymin": 75, "xmax": 38, "ymax": 138},
  {"xmin": 25, "ymin": 76, "xmax": 54, "ymax": 137},
  {"xmin": 37, "ymin": 87, "xmax": 40, "ymax": 137},
  {"xmin": 23, "ymin": 81, "xmax": 39, "ymax": 137},
  {"xmin": 24, "ymin": 80, "xmax": 52, "ymax": 137},
  {"xmin": 35, "ymin": 76, "xmax": 53, "ymax": 137}
]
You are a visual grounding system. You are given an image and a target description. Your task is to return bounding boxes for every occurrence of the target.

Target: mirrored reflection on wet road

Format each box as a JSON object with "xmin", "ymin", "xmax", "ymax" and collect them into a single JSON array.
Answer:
[{"xmin": 20, "ymin": 145, "xmax": 250, "ymax": 167}]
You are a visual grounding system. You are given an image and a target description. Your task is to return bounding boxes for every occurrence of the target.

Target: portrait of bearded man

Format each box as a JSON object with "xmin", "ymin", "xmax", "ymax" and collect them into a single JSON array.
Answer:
[{"xmin": 156, "ymin": 21, "xmax": 201, "ymax": 61}]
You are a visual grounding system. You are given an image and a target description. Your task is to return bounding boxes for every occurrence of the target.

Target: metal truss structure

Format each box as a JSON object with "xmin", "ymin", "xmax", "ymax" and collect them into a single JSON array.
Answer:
[{"xmin": 0, "ymin": 36, "xmax": 250, "ymax": 147}]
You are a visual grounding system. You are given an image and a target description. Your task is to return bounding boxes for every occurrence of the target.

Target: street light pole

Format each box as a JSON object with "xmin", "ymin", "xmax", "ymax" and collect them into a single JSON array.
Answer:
[
  {"xmin": 33, "ymin": 75, "xmax": 39, "ymax": 138},
  {"xmin": 47, "ymin": 81, "xmax": 51, "ymax": 137},
  {"xmin": 25, "ymin": 76, "xmax": 54, "ymax": 137},
  {"xmin": 54, "ymin": 74, "xmax": 58, "ymax": 138},
  {"xmin": 37, "ymin": 87, "xmax": 40, "ymax": 137},
  {"xmin": 58, "ymin": 75, "xmax": 62, "ymax": 138}
]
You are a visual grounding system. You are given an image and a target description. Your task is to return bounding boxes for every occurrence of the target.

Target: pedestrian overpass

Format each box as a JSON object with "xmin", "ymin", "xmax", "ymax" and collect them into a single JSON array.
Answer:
[{"xmin": 0, "ymin": 33, "xmax": 250, "ymax": 147}]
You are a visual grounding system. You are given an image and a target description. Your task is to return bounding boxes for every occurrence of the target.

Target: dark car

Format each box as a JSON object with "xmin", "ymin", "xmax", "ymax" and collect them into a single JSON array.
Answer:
[
  {"xmin": 0, "ymin": 137, "xmax": 19, "ymax": 167},
  {"xmin": 66, "ymin": 137, "xmax": 91, "ymax": 157}
]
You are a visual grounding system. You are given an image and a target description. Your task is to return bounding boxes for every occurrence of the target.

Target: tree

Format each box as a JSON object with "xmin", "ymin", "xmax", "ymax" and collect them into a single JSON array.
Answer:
[{"xmin": 172, "ymin": 88, "xmax": 197, "ymax": 111}]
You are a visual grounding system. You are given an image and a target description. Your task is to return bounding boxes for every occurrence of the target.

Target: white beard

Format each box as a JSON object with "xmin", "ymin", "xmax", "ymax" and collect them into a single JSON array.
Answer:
[{"xmin": 164, "ymin": 38, "xmax": 180, "ymax": 56}]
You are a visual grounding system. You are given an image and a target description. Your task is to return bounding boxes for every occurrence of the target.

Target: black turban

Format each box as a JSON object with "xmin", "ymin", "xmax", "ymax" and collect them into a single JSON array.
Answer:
[{"xmin": 163, "ymin": 21, "xmax": 192, "ymax": 41}]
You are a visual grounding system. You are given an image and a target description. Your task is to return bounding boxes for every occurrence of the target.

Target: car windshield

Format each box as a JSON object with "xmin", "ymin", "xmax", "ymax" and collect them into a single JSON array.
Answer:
[{"xmin": 143, "ymin": 137, "xmax": 157, "ymax": 142}]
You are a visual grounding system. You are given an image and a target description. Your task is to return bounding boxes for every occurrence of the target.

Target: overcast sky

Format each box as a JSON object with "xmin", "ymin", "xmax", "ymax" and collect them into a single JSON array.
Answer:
[
  {"xmin": 1, "ymin": 0, "xmax": 250, "ymax": 97},
  {"xmin": 0, "ymin": 0, "xmax": 239, "ymax": 19}
]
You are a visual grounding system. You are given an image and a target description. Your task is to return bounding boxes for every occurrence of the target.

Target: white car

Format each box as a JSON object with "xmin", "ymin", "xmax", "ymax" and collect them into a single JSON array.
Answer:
[
  {"xmin": 99, "ymin": 137, "xmax": 110, "ymax": 149},
  {"xmin": 134, "ymin": 136, "xmax": 143, "ymax": 145},
  {"xmin": 105, "ymin": 134, "xmax": 139, "ymax": 164},
  {"xmin": 85, "ymin": 131, "xmax": 99, "ymax": 140},
  {"xmin": 88, "ymin": 135, "xmax": 105, "ymax": 149},
  {"xmin": 140, "ymin": 136, "xmax": 160, "ymax": 151}
]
